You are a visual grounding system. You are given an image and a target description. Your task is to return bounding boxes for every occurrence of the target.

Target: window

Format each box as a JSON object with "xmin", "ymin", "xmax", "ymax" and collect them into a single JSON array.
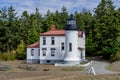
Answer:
[
  {"xmin": 38, "ymin": 49, "xmax": 40, "ymax": 56},
  {"xmin": 69, "ymin": 43, "xmax": 72, "ymax": 51},
  {"xmin": 31, "ymin": 49, "xmax": 34, "ymax": 56},
  {"xmin": 51, "ymin": 37, "xmax": 55, "ymax": 45},
  {"xmin": 47, "ymin": 60, "xmax": 50, "ymax": 63},
  {"xmin": 67, "ymin": 20, "xmax": 75, "ymax": 25},
  {"xmin": 51, "ymin": 48, "xmax": 55, "ymax": 56},
  {"xmin": 42, "ymin": 48, "xmax": 47, "ymax": 56},
  {"xmin": 61, "ymin": 43, "xmax": 64, "ymax": 50},
  {"xmin": 43, "ymin": 37, "xmax": 46, "ymax": 45}
]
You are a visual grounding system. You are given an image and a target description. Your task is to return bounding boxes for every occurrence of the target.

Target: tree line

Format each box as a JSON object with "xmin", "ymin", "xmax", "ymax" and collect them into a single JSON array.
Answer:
[{"xmin": 0, "ymin": 0, "xmax": 120, "ymax": 61}]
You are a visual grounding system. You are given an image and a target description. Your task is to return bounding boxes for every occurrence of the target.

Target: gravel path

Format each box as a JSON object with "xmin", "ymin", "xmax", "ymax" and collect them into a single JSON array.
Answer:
[{"xmin": 85, "ymin": 61, "xmax": 116, "ymax": 74}]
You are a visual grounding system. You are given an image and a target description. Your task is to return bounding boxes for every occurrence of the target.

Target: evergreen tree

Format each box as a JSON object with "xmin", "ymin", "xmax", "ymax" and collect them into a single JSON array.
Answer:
[
  {"xmin": 0, "ymin": 6, "xmax": 18, "ymax": 52},
  {"xmin": 19, "ymin": 11, "xmax": 31, "ymax": 44},
  {"xmin": 60, "ymin": 6, "xmax": 69, "ymax": 29},
  {"xmin": 93, "ymin": 0, "xmax": 119, "ymax": 59},
  {"xmin": 42, "ymin": 10, "xmax": 54, "ymax": 32}
]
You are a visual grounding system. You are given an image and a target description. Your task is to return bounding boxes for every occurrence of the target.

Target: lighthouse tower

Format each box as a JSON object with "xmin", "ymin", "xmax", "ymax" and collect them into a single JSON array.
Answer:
[{"xmin": 64, "ymin": 14, "xmax": 80, "ymax": 64}]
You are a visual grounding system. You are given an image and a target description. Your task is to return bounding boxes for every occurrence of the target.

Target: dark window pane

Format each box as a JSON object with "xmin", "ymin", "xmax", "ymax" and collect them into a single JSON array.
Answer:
[
  {"xmin": 51, "ymin": 48, "xmax": 55, "ymax": 56},
  {"xmin": 42, "ymin": 48, "xmax": 47, "ymax": 56},
  {"xmin": 38, "ymin": 49, "xmax": 40, "ymax": 56},
  {"xmin": 61, "ymin": 43, "xmax": 64, "ymax": 50},
  {"xmin": 43, "ymin": 37, "xmax": 46, "ymax": 45},
  {"xmin": 47, "ymin": 60, "xmax": 50, "ymax": 63},
  {"xmin": 31, "ymin": 49, "xmax": 34, "ymax": 56},
  {"xmin": 69, "ymin": 43, "xmax": 72, "ymax": 51},
  {"xmin": 51, "ymin": 37, "xmax": 55, "ymax": 45}
]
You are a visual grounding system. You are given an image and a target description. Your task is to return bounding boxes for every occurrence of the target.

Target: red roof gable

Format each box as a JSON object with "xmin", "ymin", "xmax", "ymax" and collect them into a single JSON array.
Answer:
[
  {"xmin": 40, "ymin": 25, "xmax": 83, "ymax": 37},
  {"xmin": 27, "ymin": 42, "xmax": 39, "ymax": 48},
  {"xmin": 40, "ymin": 30, "xmax": 65, "ymax": 36}
]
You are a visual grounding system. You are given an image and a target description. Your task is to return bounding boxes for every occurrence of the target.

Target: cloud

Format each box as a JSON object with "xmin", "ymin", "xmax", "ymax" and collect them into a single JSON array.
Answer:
[{"xmin": 0, "ymin": 0, "xmax": 120, "ymax": 16}]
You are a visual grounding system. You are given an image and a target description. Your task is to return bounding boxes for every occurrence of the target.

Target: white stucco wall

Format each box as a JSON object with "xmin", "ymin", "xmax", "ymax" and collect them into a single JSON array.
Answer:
[
  {"xmin": 27, "ymin": 48, "xmax": 40, "ymax": 60},
  {"xmin": 40, "ymin": 36, "xmax": 65, "ymax": 60},
  {"xmin": 78, "ymin": 32, "xmax": 86, "ymax": 60},
  {"xmin": 64, "ymin": 31, "xmax": 80, "ymax": 62},
  {"xmin": 78, "ymin": 37, "xmax": 85, "ymax": 48}
]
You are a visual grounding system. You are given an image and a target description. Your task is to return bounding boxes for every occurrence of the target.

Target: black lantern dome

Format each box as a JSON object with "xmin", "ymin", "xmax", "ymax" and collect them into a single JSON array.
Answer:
[{"xmin": 65, "ymin": 14, "xmax": 78, "ymax": 30}]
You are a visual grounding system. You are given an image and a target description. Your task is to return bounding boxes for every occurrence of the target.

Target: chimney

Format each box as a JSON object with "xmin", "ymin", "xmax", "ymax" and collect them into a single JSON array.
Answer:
[{"xmin": 50, "ymin": 25, "xmax": 56, "ymax": 30}]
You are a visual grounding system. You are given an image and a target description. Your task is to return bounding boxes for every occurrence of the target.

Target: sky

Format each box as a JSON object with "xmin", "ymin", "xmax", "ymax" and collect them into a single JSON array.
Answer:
[{"xmin": 0, "ymin": 0, "xmax": 120, "ymax": 16}]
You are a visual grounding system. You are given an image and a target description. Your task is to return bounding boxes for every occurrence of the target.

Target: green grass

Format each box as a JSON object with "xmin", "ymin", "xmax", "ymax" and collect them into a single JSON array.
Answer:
[
  {"xmin": 106, "ymin": 64, "xmax": 112, "ymax": 71},
  {"xmin": 80, "ymin": 61, "xmax": 88, "ymax": 64}
]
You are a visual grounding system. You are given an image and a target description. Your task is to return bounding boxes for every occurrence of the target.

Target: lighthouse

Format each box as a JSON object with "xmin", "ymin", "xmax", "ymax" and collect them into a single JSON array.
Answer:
[{"xmin": 64, "ymin": 14, "xmax": 80, "ymax": 64}]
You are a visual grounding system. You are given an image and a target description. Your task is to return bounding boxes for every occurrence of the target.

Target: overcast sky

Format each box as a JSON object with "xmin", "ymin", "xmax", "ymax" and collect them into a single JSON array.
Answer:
[{"xmin": 0, "ymin": 0, "xmax": 120, "ymax": 16}]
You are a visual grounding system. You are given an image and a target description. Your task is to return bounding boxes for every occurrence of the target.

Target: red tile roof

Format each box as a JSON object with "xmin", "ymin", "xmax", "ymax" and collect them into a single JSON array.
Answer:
[
  {"xmin": 40, "ymin": 30, "xmax": 83, "ymax": 37},
  {"xmin": 40, "ymin": 25, "xmax": 83, "ymax": 37},
  {"xmin": 40, "ymin": 30, "xmax": 65, "ymax": 36},
  {"xmin": 27, "ymin": 42, "xmax": 39, "ymax": 48}
]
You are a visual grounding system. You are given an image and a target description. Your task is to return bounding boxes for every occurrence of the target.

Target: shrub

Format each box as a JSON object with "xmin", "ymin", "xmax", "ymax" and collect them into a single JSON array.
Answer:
[
  {"xmin": 0, "ymin": 51, "xmax": 16, "ymax": 61},
  {"xmin": 16, "ymin": 40, "xmax": 26, "ymax": 60},
  {"xmin": 9, "ymin": 50, "xmax": 16, "ymax": 60},
  {"xmin": 111, "ymin": 51, "xmax": 120, "ymax": 61},
  {"xmin": 0, "ymin": 53, "xmax": 4, "ymax": 60}
]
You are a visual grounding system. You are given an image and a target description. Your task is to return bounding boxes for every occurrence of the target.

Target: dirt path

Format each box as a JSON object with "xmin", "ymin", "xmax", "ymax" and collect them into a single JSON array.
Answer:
[{"xmin": 88, "ymin": 61, "xmax": 116, "ymax": 74}]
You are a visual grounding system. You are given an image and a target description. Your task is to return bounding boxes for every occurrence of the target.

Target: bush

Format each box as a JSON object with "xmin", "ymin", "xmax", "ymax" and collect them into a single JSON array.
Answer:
[
  {"xmin": 0, "ymin": 53, "xmax": 4, "ymax": 61},
  {"xmin": 0, "ymin": 51, "xmax": 16, "ymax": 61},
  {"xmin": 16, "ymin": 40, "xmax": 26, "ymax": 60},
  {"xmin": 111, "ymin": 51, "xmax": 120, "ymax": 61}
]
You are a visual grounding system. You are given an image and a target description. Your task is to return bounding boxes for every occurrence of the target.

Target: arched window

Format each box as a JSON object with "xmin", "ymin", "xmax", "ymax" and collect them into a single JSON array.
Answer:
[{"xmin": 31, "ymin": 49, "xmax": 34, "ymax": 56}]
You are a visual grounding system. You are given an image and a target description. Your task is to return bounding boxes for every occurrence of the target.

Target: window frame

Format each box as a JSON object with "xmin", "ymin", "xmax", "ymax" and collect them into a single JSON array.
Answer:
[
  {"xmin": 43, "ymin": 37, "xmax": 46, "ymax": 45},
  {"xmin": 51, "ymin": 37, "xmax": 55, "ymax": 45},
  {"xmin": 42, "ymin": 48, "xmax": 47, "ymax": 56},
  {"xmin": 38, "ymin": 49, "xmax": 40, "ymax": 56},
  {"xmin": 31, "ymin": 49, "xmax": 34, "ymax": 56},
  {"xmin": 51, "ymin": 48, "xmax": 55, "ymax": 56},
  {"xmin": 61, "ymin": 42, "xmax": 64, "ymax": 50}
]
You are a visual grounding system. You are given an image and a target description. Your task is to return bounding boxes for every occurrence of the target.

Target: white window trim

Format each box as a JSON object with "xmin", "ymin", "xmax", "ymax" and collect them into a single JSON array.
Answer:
[{"xmin": 51, "ymin": 48, "xmax": 55, "ymax": 56}]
